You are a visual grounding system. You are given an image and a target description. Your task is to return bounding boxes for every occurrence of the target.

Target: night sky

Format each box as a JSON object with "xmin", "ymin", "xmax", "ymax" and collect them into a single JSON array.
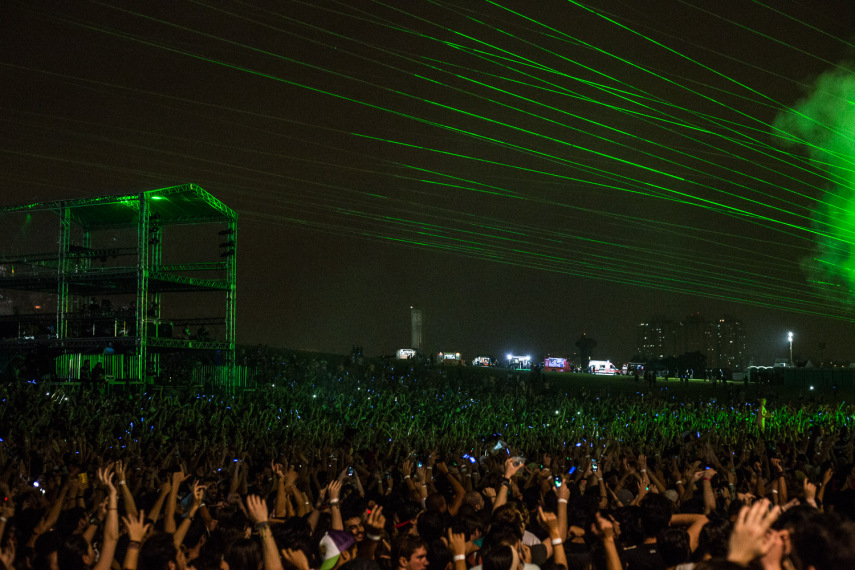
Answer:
[{"xmin": 3, "ymin": 1, "xmax": 855, "ymax": 364}]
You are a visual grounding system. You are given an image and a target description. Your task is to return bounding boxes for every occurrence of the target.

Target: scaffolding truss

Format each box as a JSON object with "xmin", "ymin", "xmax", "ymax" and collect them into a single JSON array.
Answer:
[{"xmin": 0, "ymin": 184, "xmax": 237, "ymax": 385}]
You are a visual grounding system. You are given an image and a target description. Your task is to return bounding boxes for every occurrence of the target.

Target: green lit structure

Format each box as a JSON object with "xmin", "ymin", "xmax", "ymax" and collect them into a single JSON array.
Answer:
[{"xmin": 0, "ymin": 184, "xmax": 237, "ymax": 386}]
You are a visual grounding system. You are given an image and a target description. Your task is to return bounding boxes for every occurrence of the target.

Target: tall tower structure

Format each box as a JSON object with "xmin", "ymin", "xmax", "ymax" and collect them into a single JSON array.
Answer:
[{"xmin": 410, "ymin": 306, "xmax": 423, "ymax": 352}]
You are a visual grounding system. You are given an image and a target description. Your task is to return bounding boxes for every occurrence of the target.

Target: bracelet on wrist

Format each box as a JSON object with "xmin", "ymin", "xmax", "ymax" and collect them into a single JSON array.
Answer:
[
  {"xmin": 551, "ymin": 538, "xmax": 563, "ymax": 545},
  {"xmin": 557, "ymin": 498, "xmax": 568, "ymax": 504},
  {"xmin": 128, "ymin": 540, "xmax": 141, "ymax": 549},
  {"xmin": 329, "ymin": 499, "xmax": 340, "ymax": 505},
  {"xmin": 453, "ymin": 555, "xmax": 466, "ymax": 561},
  {"xmin": 118, "ymin": 480, "xmax": 126, "ymax": 486},
  {"xmin": 367, "ymin": 533, "xmax": 382, "ymax": 541},
  {"xmin": 255, "ymin": 521, "xmax": 270, "ymax": 529}
]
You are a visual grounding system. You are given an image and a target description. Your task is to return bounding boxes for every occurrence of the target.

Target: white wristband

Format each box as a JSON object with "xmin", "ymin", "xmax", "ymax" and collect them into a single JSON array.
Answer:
[
  {"xmin": 453, "ymin": 555, "xmax": 466, "ymax": 561},
  {"xmin": 558, "ymin": 498, "xmax": 568, "ymax": 504},
  {"xmin": 771, "ymin": 490, "xmax": 779, "ymax": 494},
  {"xmin": 551, "ymin": 538, "xmax": 563, "ymax": 545}
]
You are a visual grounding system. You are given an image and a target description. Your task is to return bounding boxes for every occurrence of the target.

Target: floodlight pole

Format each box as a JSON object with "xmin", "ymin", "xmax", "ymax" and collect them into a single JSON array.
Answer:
[{"xmin": 788, "ymin": 331, "xmax": 793, "ymax": 366}]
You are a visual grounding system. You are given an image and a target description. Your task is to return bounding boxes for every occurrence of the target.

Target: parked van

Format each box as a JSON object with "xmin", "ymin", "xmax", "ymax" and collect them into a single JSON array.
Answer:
[{"xmin": 588, "ymin": 360, "xmax": 618, "ymax": 375}]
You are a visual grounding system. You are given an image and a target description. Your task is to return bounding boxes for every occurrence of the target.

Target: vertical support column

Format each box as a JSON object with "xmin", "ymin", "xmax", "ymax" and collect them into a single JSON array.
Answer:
[
  {"xmin": 150, "ymin": 222, "xmax": 162, "ymax": 323},
  {"xmin": 135, "ymin": 196, "xmax": 149, "ymax": 385},
  {"xmin": 225, "ymin": 219, "xmax": 237, "ymax": 389},
  {"xmin": 56, "ymin": 204, "xmax": 71, "ymax": 342}
]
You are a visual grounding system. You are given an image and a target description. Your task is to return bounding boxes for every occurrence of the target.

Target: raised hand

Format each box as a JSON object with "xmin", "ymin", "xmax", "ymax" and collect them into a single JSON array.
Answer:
[
  {"xmin": 803, "ymin": 478, "xmax": 818, "ymax": 507},
  {"xmin": 281, "ymin": 548, "xmax": 311, "ymax": 570},
  {"xmin": 327, "ymin": 479, "xmax": 342, "ymax": 502},
  {"xmin": 245, "ymin": 494, "xmax": 269, "ymax": 524},
  {"xmin": 536, "ymin": 506, "xmax": 559, "ymax": 537},
  {"xmin": 447, "ymin": 528, "xmax": 466, "ymax": 556},
  {"xmin": 728, "ymin": 499, "xmax": 781, "ymax": 566},
  {"xmin": 503, "ymin": 457, "xmax": 523, "ymax": 480},
  {"xmin": 590, "ymin": 512, "xmax": 615, "ymax": 540},
  {"xmin": 122, "ymin": 510, "xmax": 151, "ymax": 542},
  {"xmin": 365, "ymin": 505, "xmax": 386, "ymax": 533},
  {"xmin": 96, "ymin": 465, "xmax": 117, "ymax": 497}
]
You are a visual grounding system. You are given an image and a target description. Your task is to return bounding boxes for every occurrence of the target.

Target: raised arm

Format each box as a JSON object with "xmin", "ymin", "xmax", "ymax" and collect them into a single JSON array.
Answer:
[
  {"xmin": 28, "ymin": 476, "xmax": 71, "ymax": 547},
  {"xmin": 120, "ymin": 510, "xmax": 151, "ymax": 570},
  {"xmin": 147, "ymin": 481, "xmax": 171, "ymax": 524},
  {"xmin": 590, "ymin": 512, "xmax": 622, "ymax": 570},
  {"xmin": 247, "ymin": 494, "xmax": 284, "ymax": 570},
  {"xmin": 328, "ymin": 479, "xmax": 343, "ymax": 531},
  {"xmin": 173, "ymin": 480, "xmax": 205, "ymax": 548},
  {"xmin": 538, "ymin": 507, "xmax": 566, "ymax": 569},
  {"xmin": 448, "ymin": 529, "xmax": 468, "ymax": 570},
  {"xmin": 115, "ymin": 460, "xmax": 139, "ymax": 518},
  {"xmin": 164, "ymin": 467, "xmax": 189, "ymax": 534},
  {"xmin": 493, "ymin": 457, "xmax": 523, "ymax": 512},
  {"xmin": 93, "ymin": 465, "xmax": 119, "ymax": 570},
  {"xmin": 436, "ymin": 462, "xmax": 466, "ymax": 516}
]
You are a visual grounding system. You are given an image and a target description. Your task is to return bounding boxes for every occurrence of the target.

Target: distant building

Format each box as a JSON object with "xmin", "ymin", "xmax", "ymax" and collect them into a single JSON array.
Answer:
[
  {"xmin": 636, "ymin": 317, "xmax": 677, "ymax": 360},
  {"xmin": 410, "ymin": 306, "xmax": 423, "ymax": 352},
  {"xmin": 680, "ymin": 312, "xmax": 708, "ymax": 356},
  {"xmin": 636, "ymin": 312, "xmax": 746, "ymax": 369},
  {"xmin": 708, "ymin": 315, "xmax": 746, "ymax": 369}
]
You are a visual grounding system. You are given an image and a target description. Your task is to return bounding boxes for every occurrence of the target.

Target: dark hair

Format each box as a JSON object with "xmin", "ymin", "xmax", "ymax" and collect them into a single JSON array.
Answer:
[
  {"xmin": 416, "ymin": 510, "xmax": 445, "ymax": 543},
  {"xmin": 57, "ymin": 534, "xmax": 89, "ymax": 570},
  {"xmin": 342, "ymin": 496, "xmax": 369, "ymax": 522},
  {"xmin": 696, "ymin": 514, "xmax": 731, "ymax": 560},
  {"xmin": 140, "ymin": 532, "xmax": 179, "ymax": 570},
  {"xmin": 639, "ymin": 494, "xmax": 672, "ymax": 538},
  {"xmin": 33, "ymin": 530, "xmax": 62, "ymax": 570},
  {"xmin": 612, "ymin": 506, "xmax": 643, "ymax": 547},
  {"xmin": 393, "ymin": 534, "xmax": 427, "ymax": 567},
  {"xmin": 425, "ymin": 493, "xmax": 447, "ymax": 513},
  {"xmin": 223, "ymin": 538, "xmax": 262, "ymax": 570},
  {"xmin": 791, "ymin": 514, "xmax": 855, "ymax": 570},
  {"xmin": 657, "ymin": 527, "xmax": 690, "ymax": 567},
  {"xmin": 483, "ymin": 522, "xmax": 522, "ymax": 551},
  {"xmin": 483, "ymin": 544, "xmax": 515, "ymax": 570}
]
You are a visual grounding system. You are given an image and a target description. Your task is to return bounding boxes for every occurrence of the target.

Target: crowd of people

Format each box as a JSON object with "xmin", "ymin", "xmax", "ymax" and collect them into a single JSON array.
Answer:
[{"xmin": 0, "ymin": 357, "xmax": 853, "ymax": 570}]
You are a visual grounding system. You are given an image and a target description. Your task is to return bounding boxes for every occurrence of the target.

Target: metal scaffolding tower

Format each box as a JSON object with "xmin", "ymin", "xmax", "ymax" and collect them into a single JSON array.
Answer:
[{"xmin": 0, "ymin": 184, "xmax": 238, "ymax": 387}]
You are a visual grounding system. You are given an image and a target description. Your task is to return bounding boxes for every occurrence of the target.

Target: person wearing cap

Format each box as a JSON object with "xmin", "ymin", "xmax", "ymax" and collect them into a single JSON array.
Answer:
[{"xmin": 319, "ymin": 530, "xmax": 358, "ymax": 570}]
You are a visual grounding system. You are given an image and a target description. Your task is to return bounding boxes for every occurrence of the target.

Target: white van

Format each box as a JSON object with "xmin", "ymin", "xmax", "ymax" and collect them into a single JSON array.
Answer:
[{"xmin": 588, "ymin": 360, "xmax": 618, "ymax": 375}]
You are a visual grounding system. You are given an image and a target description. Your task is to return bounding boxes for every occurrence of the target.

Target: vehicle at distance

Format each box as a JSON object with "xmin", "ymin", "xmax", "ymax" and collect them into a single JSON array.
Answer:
[
  {"xmin": 588, "ymin": 359, "xmax": 618, "ymax": 375},
  {"xmin": 472, "ymin": 355, "xmax": 497, "ymax": 367},
  {"xmin": 543, "ymin": 356, "xmax": 572, "ymax": 372},
  {"xmin": 506, "ymin": 354, "xmax": 532, "ymax": 370},
  {"xmin": 437, "ymin": 351, "xmax": 462, "ymax": 362}
]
